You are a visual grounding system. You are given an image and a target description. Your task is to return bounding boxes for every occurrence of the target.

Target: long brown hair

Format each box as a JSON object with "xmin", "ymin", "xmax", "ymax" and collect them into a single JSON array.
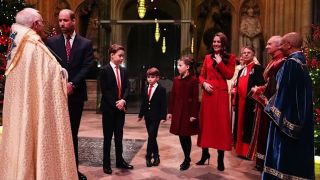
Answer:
[{"xmin": 211, "ymin": 32, "xmax": 230, "ymax": 64}]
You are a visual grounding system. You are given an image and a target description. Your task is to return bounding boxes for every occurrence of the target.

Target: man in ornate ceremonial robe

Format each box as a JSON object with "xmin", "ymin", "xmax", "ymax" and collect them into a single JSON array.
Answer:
[
  {"xmin": 0, "ymin": 8, "xmax": 77, "ymax": 179},
  {"xmin": 263, "ymin": 32, "xmax": 314, "ymax": 179},
  {"xmin": 250, "ymin": 36, "xmax": 285, "ymax": 171},
  {"xmin": 233, "ymin": 46, "xmax": 265, "ymax": 160}
]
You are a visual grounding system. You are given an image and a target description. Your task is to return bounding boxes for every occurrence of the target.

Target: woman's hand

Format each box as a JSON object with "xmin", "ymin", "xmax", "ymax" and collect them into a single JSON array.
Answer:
[
  {"xmin": 166, "ymin": 114, "xmax": 172, "ymax": 121},
  {"xmin": 214, "ymin": 54, "xmax": 222, "ymax": 64},
  {"xmin": 190, "ymin": 117, "xmax": 197, "ymax": 122},
  {"xmin": 203, "ymin": 82, "xmax": 213, "ymax": 93}
]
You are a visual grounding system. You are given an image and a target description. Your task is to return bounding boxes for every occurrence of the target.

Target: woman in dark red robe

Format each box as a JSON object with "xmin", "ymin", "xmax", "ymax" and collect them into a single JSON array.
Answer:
[
  {"xmin": 197, "ymin": 32, "xmax": 235, "ymax": 171},
  {"xmin": 233, "ymin": 46, "xmax": 264, "ymax": 160},
  {"xmin": 167, "ymin": 56, "xmax": 199, "ymax": 171}
]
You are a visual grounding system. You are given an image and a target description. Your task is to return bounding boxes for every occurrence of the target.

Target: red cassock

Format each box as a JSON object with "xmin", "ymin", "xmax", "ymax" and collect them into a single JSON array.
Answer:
[
  {"xmin": 168, "ymin": 75, "xmax": 199, "ymax": 136},
  {"xmin": 197, "ymin": 54, "xmax": 236, "ymax": 151}
]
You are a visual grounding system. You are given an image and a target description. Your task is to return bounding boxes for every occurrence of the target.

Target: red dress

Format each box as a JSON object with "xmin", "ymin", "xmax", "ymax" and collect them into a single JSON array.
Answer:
[
  {"xmin": 197, "ymin": 54, "xmax": 236, "ymax": 151},
  {"xmin": 168, "ymin": 75, "xmax": 199, "ymax": 136}
]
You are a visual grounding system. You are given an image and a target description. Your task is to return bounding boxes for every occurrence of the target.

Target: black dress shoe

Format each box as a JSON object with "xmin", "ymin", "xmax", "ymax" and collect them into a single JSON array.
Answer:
[
  {"xmin": 116, "ymin": 160, "xmax": 134, "ymax": 169},
  {"xmin": 103, "ymin": 166, "xmax": 112, "ymax": 174},
  {"xmin": 153, "ymin": 156, "xmax": 160, "ymax": 166},
  {"xmin": 78, "ymin": 171, "xmax": 87, "ymax": 180},
  {"xmin": 146, "ymin": 158, "xmax": 152, "ymax": 167},
  {"xmin": 255, "ymin": 164, "xmax": 263, "ymax": 172},
  {"xmin": 180, "ymin": 158, "xmax": 191, "ymax": 171}
]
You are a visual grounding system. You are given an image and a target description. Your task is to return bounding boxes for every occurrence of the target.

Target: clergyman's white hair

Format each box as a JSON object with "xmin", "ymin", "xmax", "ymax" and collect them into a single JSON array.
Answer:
[
  {"xmin": 270, "ymin": 35, "xmax": 282, "ymax": 47},
  {"xmin": 15, "ymin": 8, "xmax": 42, "ymax": 28}
]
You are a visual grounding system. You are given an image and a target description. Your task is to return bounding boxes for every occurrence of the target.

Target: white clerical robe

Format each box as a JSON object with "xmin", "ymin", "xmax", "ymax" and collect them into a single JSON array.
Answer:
[{"xmin": 0, "ymin": 23, "xmax": 77, "ymax": 180}]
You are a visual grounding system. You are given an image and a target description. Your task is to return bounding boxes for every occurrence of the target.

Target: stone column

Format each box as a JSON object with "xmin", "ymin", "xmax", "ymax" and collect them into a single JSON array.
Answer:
[
  {"xmin": 180, "ymin": 0, "xmax": 192, "ymax": 55},
  {"xmin": 110, "ymin": 0, "xmax": 123, "ymax": 44}
]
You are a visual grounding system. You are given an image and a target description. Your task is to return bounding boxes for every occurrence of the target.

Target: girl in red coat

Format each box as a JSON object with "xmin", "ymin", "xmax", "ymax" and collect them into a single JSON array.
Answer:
[
  {"xmin": 197, "ymin": 32, "xmax": 235, "ymax": 171},
  {"xmin": 167, "ymin": 56, "xmax": 199, "ymax": 171}
]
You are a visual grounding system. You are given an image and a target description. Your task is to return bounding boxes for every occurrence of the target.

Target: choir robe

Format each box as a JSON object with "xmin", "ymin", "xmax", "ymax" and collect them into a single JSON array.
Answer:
[
  {"xmin": 250, "ymin": 53, "xmax": 285, "ymax": 170},
  {"xmin": 262, "ymin": 51, "xmax": 314, "ymax": 180},
  {"xmin": 233, "ymin": 62, "xmax": 265, "ymax": 159}
]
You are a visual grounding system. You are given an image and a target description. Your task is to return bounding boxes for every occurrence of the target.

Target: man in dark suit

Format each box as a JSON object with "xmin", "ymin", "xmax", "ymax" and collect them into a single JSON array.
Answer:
[
  {"xmin": 46, "ymin": 9, "xmax": 93, "ymax": 180},
  {"xmin": 138, "ymin": 67, "xmax": 167, "ymax": 167},
  {"xmin": 100, "ymin": 44, "xmax": 133, "ymax": 174}
]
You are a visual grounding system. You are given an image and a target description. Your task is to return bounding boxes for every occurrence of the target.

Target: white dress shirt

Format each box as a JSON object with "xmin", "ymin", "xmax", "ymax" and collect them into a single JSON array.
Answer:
[
  {"xmin": 63, "ymin": 31, "xmax": 76, "ymax": 48},
  {"xmin": 148, "ymin": 82, "xmax": 158, "ymax": 100}
]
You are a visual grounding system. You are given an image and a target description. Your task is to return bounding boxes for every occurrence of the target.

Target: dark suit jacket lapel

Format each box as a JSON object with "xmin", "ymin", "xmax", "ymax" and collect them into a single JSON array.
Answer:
[
  {"xmin": 56, "ymin": 34, "xmax": 68, "ymax": 67},
  {"xmin": 69, "ymin": 34, "xmax": 79, "ymax": 65},
  {"xmin": 150, "ymin": 85, "xmax": 159, "ymax": 101},
  {"xmin": 107, "ymin": 64, "xmax": 117, "ymax": 87},
  {"xmin": 120, "ymin": 66, "xmax": 125, "ymax": 88}
]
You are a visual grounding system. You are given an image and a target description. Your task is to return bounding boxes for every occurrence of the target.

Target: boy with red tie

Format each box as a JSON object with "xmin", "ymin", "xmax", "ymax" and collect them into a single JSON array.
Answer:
[
  {"xmin": 138, "ymin": 67, "xmax": 167, "ymax": 167},
  {"xmin": 100, "ymin": 44, "xmax": 133, "ymax": 174}
]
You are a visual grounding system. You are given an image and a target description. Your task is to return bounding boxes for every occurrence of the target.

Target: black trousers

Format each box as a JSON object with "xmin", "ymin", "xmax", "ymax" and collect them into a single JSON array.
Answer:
[
  {"xmin": 102, "ymin": 107, "xmax": 125, "ymax": 166},
  {"xmin": 145, "ymin": 118, "xmax": 161, "ymax": 159},
  {"xmin": 68, "ymin": 100, "xmax": 84, "ymax": 168}
]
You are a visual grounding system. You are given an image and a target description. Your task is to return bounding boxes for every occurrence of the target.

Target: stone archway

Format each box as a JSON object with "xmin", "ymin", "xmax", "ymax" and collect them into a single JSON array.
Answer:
[
  {"xmin": 110, "ymin": 0, "xmax": 191, "ymax": 54},
  {"xmin": 109, "ymin": 0, "xmax": 185, "ymax": 113}
]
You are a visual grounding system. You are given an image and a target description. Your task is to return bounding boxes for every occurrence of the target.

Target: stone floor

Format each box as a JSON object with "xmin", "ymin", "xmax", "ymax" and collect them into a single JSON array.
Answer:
[
  {"xmin": 0, "ymin": 111, "xmax": 318, "ymax": 179},
  {"xmin": 78, "ymin": 111, "xmax": 261, "ymax": 180}
]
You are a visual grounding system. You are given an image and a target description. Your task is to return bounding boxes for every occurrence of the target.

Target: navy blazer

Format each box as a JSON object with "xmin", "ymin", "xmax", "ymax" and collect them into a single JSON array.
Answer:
[
  {"xmin": 100, "ymin": 63, "xmax": 128, "ymax": 111},
  {"xmin": 138, "ymin": 84, "xmax": 167, "ymax": 121},
  {"xmin": 46, "ymin": 34, "xmax": 93, "ymax": 102}
]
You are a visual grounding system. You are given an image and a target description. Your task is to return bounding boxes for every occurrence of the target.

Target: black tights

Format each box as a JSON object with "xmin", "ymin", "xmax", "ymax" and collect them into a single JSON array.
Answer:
[{"xmin": 179, "ymin": 136, "xmax": 191, "ymax": 160}]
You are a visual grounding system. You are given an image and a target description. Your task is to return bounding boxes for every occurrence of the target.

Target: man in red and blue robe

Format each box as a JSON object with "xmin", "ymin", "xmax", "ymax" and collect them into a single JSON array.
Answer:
[{"xmin": 263, "ymin": 32, "xmax": 314, "ymax": 180}]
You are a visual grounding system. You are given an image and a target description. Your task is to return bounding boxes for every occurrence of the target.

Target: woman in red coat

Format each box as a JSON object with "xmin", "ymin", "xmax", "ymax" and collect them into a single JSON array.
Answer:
[
  {"xmin": 197, "ymin": 32, "xmax": 235, "ymax": 171},
  {"xmin": 167, "ymin": 56, "xmax": 199, "ymax": 171}
]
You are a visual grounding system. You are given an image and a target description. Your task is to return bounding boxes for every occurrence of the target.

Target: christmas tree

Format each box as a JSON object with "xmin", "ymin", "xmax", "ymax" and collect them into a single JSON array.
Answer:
[
  {"xmin": 304, "ymin": 24, "xmax": 320, "ymax": 155},
  {"xmin": 0, "ymin": 0, "xmax": 30, "ymax": 125}
]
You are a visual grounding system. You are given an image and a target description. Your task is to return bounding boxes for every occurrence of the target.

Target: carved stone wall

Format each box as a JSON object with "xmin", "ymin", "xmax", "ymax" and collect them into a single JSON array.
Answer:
[
  {"xmin": 23, "ymin": 0, "xmax": 313, "ymax": 110},
  {"xmin": 26, "ymin": 0, "xmax": 312, "ymax": 60},
  {"xmin": 194, "ymin": 0, "xmax": 312, "ymax": 63}
]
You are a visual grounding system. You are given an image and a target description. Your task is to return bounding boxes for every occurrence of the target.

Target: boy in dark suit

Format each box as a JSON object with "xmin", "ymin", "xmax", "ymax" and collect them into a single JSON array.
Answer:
[
  {"xmin": 100, "ymin": 44, "xmax": 133, "ymax": 174},
  {"xmin": 138, "ymin": 67, "xmax": 167, "ymax": 167}
]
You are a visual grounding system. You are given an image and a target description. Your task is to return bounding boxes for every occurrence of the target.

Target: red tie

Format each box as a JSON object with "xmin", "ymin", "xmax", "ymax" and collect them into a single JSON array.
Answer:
[
  {"xmin": 148, "ymin": 84, "xmax": 153, "ymax": 100},
  {"xmin": 66, "ymin": 35, "xmax": 71, "ymax": 62},
  {"xmin": 115, "ymin": 65, "xmax": 122, "ymax": 99}
]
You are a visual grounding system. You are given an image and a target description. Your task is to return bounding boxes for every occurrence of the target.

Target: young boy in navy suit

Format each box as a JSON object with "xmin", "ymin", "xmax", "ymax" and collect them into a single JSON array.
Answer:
[
  {"xmin": 100, "ymin": 44, "xmax": 133, "ymax": 174},
  {"xmin": 138, "ymin": 67, "xmax": 167, "ymax": 167}
]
